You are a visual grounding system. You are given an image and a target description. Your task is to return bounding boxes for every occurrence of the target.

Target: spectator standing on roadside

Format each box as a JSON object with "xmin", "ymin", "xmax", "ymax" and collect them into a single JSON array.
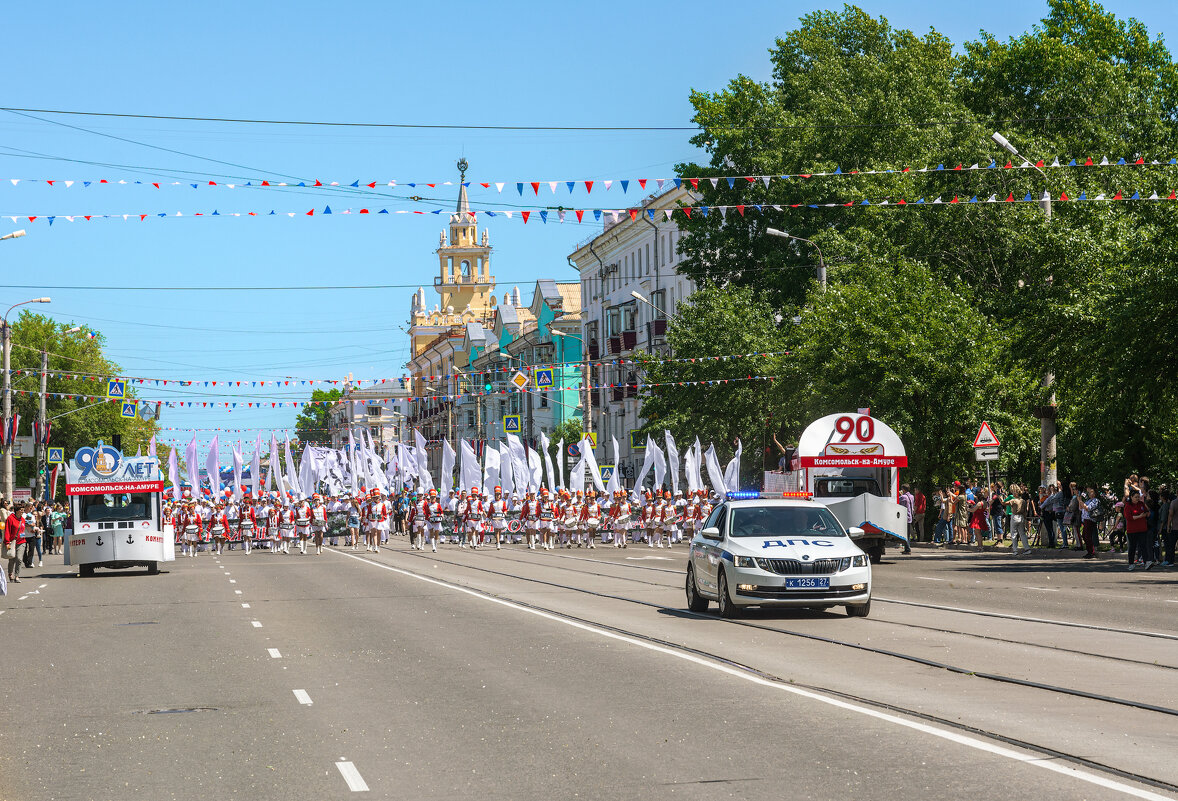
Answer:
[
  {"xmin": 953, "ymin": 486, "xmax": 970, "ymax": 545},
  {"xmin": 989, "ymin": 485, "xmax": 1005, "ymax": 543},
  {"xmin": 1124, "ymin": 489, "xmax": 1151, "ymax": 570},
  {"xmin": 913, "ymin": 487, "xmax": 927, "ymax": 544},
  {"xmin": 1008, "ymin": 488, "xmax": 1029, "ymax": 554},
  {"xmin": 4, "ymin": 502, "xmax": 27, "ymax": 583},
  {"xmin": 898, "ymin": 484, "xmax": 914, "ymax": 555},
  {"xmin": 1080, "ymin": 485, "xmax": 1101, "ymax": 558},
  {"xmin": 1061, "ymin": 482, "xmax": 1080, "ymax": 549},
  {"xmin": 968, "ymin": 490, "xmax": 990, "ymax": 550},
  {"xmin": 1163, "ymin": 492, "xmax": 1178, "ymax": 567}
]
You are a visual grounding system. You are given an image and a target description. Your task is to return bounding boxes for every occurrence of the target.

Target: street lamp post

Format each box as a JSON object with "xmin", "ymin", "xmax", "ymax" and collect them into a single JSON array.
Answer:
[
  {"xmin": 765, "ymin": 228, "xmax": 827, "ymax": 289},
  {"xmin": 992, "ymin": 131, "xmax": 1056, "ymax": 487},
  {"xmin": 550, "ymin": 329, "xmax": 590, "ymax": 439},
  {"xmin": 3, "ymin": 296, "xmax": 52, "ymax": 500}
]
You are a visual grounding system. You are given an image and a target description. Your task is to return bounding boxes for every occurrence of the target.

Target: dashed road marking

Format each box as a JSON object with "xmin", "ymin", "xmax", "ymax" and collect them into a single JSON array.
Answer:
[
  {"xmin": 234, "ymin": 590, "xmax": 242, "ymax": 594},
  {"xmin": 251, "ymin": 620, "xmax": 263, "ymax": 628},
  {"xmin": 18, "ymin": 595, "xmax": 28, "ymax": 600},
  {"xmin": 335, "ymin": 761, "xmax": 369, "ymax": 792},
  {"xmin": 241, "ymin": 603, "xmax": 250, "ymax": 608},
  {"xmin": 917, "ymin": 576, "xmax": 948, "ymax": 582},
  {"xmin": 1023, "ymin": 586, "xmax": 1059, "ymax": 592},
  {"xmin": 229, "ymin": 579, "xmax": 237, "ymax": 584},
  {"xmin": 38, "ymin": 583, "xmax": 47, "ymax": 588},
  {"xmin": 293, "ymin": 689, "xmax": 313, "ymax": 705},
  {"xmin": 333, "ymin": 548, "xmax": 1172, "ymax": 801},
  {"xmin": 267, "ymin": 648, "xmax": 282, "ymax": 659}
]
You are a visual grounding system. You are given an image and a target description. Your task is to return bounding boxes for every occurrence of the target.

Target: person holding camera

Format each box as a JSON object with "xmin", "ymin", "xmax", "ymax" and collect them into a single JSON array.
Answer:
[{"xmin": 4, "ymin": 501, "xmax": 28, "ymax": 584}]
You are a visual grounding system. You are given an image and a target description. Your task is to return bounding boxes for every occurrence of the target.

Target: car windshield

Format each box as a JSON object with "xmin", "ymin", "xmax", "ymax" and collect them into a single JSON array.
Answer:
[{"xmin": 728, "ymin": 506, "xmax": 846, "ymax": 538}]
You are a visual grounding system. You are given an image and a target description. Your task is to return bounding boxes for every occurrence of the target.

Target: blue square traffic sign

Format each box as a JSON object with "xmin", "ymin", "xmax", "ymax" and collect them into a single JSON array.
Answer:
[
  {"xmin": 47, "ymin": 447, "xmax": 64, "ymax": 464},
  {"xmin": 534, "ymin": 368, "xmax": 554, "ymax": 389},
  {"xmin": 107, "ymin": 379, "xmax": 126, "ymax": 399},
  {"xmin": 120, "ymin": 401, "xmax": 138, "ymax": 418}
]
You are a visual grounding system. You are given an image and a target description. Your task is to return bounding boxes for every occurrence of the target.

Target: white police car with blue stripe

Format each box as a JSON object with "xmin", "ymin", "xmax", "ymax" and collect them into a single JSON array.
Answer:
[{"xmin": 686, "ymin": 492, "xmax": 871, "ymax": 618}]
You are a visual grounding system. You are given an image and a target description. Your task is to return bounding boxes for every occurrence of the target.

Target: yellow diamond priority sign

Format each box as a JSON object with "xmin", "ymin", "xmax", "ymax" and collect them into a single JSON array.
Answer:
[{"xmin": 510, "ymin": 370, "xmax": 529, "ymax": 390}]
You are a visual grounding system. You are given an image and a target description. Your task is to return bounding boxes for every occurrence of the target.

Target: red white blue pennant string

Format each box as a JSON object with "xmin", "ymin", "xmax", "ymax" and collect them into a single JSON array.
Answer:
[
  {"xmin": 3, "ymin": 156, "xmax": 1175, "ymax": 192},
  {"xmin": 7, "ymin": 190, "xmax": 1178, "ymax": 225}
]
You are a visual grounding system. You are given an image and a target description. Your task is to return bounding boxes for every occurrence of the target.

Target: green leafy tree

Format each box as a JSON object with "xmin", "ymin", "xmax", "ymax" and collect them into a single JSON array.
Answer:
[
  {"xmin": 294, "ymin": 388, "xmax": 342, "ymax": 446},
  {"xmin": 671, "ymin": 1, "xmax": 1178, "ymax": 485},
  {"xmin": 638, "ymin": 285, "xmax": 790, "ymax": 485},
  {"xmin": 8, "ymin": 313, "xmax": 157, "ymax": 496}
]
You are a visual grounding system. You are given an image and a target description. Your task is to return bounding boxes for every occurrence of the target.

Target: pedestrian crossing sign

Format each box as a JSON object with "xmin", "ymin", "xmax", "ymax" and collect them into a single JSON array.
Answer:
[
  {"xmin": 629, "ymin": 431, "xmax": 646, "ymax": 449},
  {"xmin": 120, "ymin": 401, "xmax": 138, "ymax": 418},
  {"xmin": 503, "ymin": 414, "xmax": 521, "ymax": 434},
  {"xmin": 106, "ymin": 379, "xmax": 126, "ymax": 399},
  {"xmin": 534, "ymin": 368, "xmax": 554, "ymax": 389},
  {"xmin": 599, "ymin": 465, "xmax": 615, "ymax": 482},
  {"xmin": 47, "ymin": 447, "xmax": 64, "ymax": 464}
]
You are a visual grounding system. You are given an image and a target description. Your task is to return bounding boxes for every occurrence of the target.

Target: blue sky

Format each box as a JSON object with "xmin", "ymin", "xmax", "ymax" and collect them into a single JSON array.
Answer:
[{"xmin": 2, "ymin": 0, "xmax": 1173, "ymax": 453}]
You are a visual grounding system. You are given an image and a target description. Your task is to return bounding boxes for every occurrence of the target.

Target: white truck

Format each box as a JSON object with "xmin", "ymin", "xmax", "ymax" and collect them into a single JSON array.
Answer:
[
  {"xmin": 64, "ymin": 441, "xmax": 174, "ymax": 576},
  {"xmin": 766, "ymin": 412, "xmax": 909, "ymax": 563}
]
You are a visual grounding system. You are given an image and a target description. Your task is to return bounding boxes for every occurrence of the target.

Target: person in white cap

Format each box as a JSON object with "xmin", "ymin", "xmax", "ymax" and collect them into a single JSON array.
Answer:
[
  {"xmin": 610, "ymin": 490, "xmax": 632, "ymax": 548},
  {"xmin": 581, "ymin": 489, "xmax": 601, "ymax": 549},
  {"xmin": 370, "ymin": 489, "xmax": 390, "ymax": 552},
  {"xmin": 238, "ymin": 494, "xmax": 256, "ymax": 554},
  {"xmin": 209, "ymin": 500, "xmax": 229, "ymax": 556},
  {"xmin": 463, "ymin": 488, "xmax": 486, "ymax": 548},
  {"xmin": 276, "ymin": 499, "xmax": 296, "ymax": 554},
  {"xmin": 310, "ymin": 494, "xmax": 328, "ymax": 555},
  {"xmin": 294, "ymin": 496, "xmax": 312, "ymax": 555},
  {"xmin": 423, "ymin": 489, "xmax": 445, "ymax": 552},
  {"xmin": 407, "ymin": 491, "xmax": 426, "ymax": 550},
  {"xmin": 488, "ymin": 486, "xmax": 510, "ymax": 550}
]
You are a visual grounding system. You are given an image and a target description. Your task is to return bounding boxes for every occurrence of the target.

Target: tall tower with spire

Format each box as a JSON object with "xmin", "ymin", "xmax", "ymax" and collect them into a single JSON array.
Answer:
[{"xmin": 408, "ymin": 158, "xmax": 496, "ymax": 358}]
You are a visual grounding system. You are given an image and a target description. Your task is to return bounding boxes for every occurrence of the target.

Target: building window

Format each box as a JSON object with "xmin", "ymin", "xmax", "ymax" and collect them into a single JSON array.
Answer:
[
  {"xmin": 461, "ymin": 260, "xmax": 471, "ymax": 277},
  {"xmin": 651, "ymin": 290, "xmax": 667, "ymax": 320},
  {"xmin": 540, "ymin": 393, "xmax": 548, "ymax": 408},
  {"xmin": 607, "ymin": 307, "xmax": 622, "ymax": 337},
  {"xmin": 367, "ymin": 406, "xmax": 383, "ymax": 417},
  {"xmin": 467, "ymin": 411, "xmax": 475, "ymax": 427},
  {"xmin": 623, "ymin": 304, "xmax": 635, "ymax": 331}
]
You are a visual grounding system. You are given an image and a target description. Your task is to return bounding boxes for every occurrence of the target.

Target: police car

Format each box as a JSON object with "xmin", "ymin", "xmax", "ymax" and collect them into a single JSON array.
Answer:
[{"xmin": 686, "ymin": 492, "xmax": 871, "ymax": 618}]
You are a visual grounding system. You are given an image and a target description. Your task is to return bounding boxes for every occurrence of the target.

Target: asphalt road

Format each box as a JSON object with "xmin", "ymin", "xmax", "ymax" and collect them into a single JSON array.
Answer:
[{"xmin": 2, "ymin": 541, "xmax": 1175, "ymax": 801}]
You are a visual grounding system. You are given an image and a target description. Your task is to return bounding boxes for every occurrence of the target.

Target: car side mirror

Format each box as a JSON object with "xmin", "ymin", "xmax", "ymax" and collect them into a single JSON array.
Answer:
[
  {"xmin": 846, "ymin": 526, "xmax": 866, "ymax": 538},
  {"xmin": 701, "ymin": 526, "xmax": 722, "ymax": 540}
]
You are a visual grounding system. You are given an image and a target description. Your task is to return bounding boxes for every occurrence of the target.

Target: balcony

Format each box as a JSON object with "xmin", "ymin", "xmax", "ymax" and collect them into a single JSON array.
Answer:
[
  {"xmin": 622, "ymin": 330, "xmax": 637, "ymax": 351},
  {"xmin": 653, "ymin": 319, "xmax": 667, "ymax": 336},
  {"xmin": 588, "ymin": 341, "xmax": 600, "ymax": 360},
  {"xmin": 608, "ymin": 336, "xmax": 621, "ymax": 355},
  {"xmin": 611, "ymin": 386, "xmax": 625, "ymax": 403}
]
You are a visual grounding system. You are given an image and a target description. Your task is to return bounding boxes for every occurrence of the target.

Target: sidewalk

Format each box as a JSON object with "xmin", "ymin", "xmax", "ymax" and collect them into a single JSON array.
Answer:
[{"xmin": 908, "ymin": 541, "xmax": 1129, "ymax": 560}]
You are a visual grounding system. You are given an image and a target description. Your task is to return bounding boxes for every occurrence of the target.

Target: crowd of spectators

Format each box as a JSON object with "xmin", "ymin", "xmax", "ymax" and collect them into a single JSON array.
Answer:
[
  {"xmin": 910, "ymin": 476, "xmax": 1174, "ymax": 569},
  {"xmin": 2, "ymin": 498, "xmax": 69, "ymax": 587}
]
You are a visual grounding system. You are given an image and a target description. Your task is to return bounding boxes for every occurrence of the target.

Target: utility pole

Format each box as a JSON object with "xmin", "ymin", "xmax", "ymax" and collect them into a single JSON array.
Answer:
[{"xmin": 34, "ymin": 348, "xmax": 47, "ymax": 500}]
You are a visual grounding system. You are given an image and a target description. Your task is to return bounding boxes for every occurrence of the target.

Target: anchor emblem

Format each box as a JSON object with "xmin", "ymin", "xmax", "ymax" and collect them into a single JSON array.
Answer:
[
  {"xmin": 126, "ymin": 534, "xmax": 134, "ymax": 545},
  {"xmin": 96, "ymin": 535, "xmax": 104, "ymax": 546}
]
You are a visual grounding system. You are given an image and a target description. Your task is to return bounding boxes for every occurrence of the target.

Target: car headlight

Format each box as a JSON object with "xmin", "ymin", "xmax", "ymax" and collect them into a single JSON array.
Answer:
[
  {"xmin": 838, "ymin": 557, "xmax": 852, "ymax": 572},
  {"xmin": 851, "ymin": 554, "xmax": 867, "ymax": 567},
  {"xmin": 734, "ymin": 555, "xmax": 756, "ymax": 568}
]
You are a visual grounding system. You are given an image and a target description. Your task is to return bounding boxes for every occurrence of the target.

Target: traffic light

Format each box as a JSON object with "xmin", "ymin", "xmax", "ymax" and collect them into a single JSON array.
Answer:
[{"xmin": 484, "ymin": 382, "xmax": 493, "ymax": 393}]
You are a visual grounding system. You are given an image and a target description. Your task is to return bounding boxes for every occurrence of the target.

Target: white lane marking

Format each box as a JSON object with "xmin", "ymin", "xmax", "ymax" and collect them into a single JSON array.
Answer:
[
  {"xmin": 27, "ymin": 590, "xmax": 39, "ymax": 595},
  {"xmin": 332, "ymin": 549, "xmax": 1174, "ymax": 801},
  {"xmin": 625, "ymin": 556, "xmax": 672, "ymax": 561},
  {"xmin": 267, "ymin": 648, "xmax": 282, "ymax": 659},
  {"xmin": 229, "ymin": 579, "xmax": 237, "ymax": 584},
  {"xmin": 0, "ymin": 610, "xmax": 5, "ymax": 616},
  {"xmin": 17, "ymin": 595, "xmax": 28, "ymax": 600},
  {"xmin": 234, "ymin": 590, "xmax": 242, "ymax": 594},
  {"xmin": 38, "ymin": 583, "xmax": 47, "ymax": 588},
  {"xmin": 251, "ymin": 621, "xmax": 263, "ymax": 628},
  {"xmin": 335, "ymin": 761, "xmax": 369, "ymax": 792},
  {"xmin": 1023, "ymin": 586, "xmax": 1059, "ymax": 592},
  {"xmin": 917, "ymin": 576, "xmax": 948, "ymax": 582},
  {"xmin": 241, "ymin": 603, "xmax": 250, "ymax": 609},
  {"xmin": 224, "ymin": 572, "xmax": 230, "ymax": 575},
  {"xmin": 293, "ymin": 689, "xmax": 313, "ymax": 706}
]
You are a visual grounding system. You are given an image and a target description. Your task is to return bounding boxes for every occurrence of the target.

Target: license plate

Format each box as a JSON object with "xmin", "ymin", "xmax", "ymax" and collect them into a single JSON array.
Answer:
[{"xmin": 785, "ymin": 576, "xmax": 830, "ymax": 589}]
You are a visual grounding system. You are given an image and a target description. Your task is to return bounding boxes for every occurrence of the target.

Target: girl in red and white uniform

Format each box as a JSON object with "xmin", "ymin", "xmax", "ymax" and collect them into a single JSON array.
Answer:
[
  {"xmin": 406, "ymin": 492, "xmax": 424, "ymax": 550},
  {"xmin": 561, "ymin": 491, "xmax": 580, "ymax": 548},
  {"xmin": 238, "ymin": 496, "xmax": 257, "ymax": 554},
  {"xmin": 209, "ymin": 502, "xmax": 231, "ymax": 555},
  {"xmin": 580, "ymin": 489, "xmax": 602, "ymax": 549},
  {"xmin": 181, "ymin": 502, "xmax": 203, "ymax": 557},
  {"xmin": 310, "ymin": 494, "xmax": 328, "ymax": 555},
  {"xmin": 276, "ymin": 503, "xmax": 296, "ymax": 554},
  {"xmin": 691, "ymin": 490, "xmax": 712, "ymax": 538},
  {"xmin": 368, "ymin": 490, "xmax": 390, "ymax": 553},
  {"xmin": 639, "ymin": 491, "xmax": 656, "ymax": 547},
  {"xmin": 487, "ymin": 486, "xmax": 511, "ymax": 550},
  {"xmin": 293, "ymin": 498, "xmax": 312, "ymax": 555},
  {"xmin": 610, "ymin": 491, "xmax": 632, "ymax": 548},
  {"xmin": 462, "ymin": 488, "xmax": 486, "ymax": 548},
  {"xmin": 421, "ymin": 489, "xmax": 446, "ymax": 552},
  {"xmin": 518, "ymin": 490, "xmax": 538, "ymax": 550}
]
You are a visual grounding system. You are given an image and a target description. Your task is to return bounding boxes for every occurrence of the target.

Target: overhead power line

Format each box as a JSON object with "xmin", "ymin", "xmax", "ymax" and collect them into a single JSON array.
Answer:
[{"xmin": 0, "ymin": 106, "xmax": 1162, "ymax": 132}]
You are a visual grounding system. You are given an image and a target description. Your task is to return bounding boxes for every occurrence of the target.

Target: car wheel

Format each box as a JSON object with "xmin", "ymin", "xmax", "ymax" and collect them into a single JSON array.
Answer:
[
  {"xmin": 717, "ymin": 570, "xmax": 739, "ymax": 619},
  {"xmin": 79, "ymin": 564, "xmax": 94, "ymax": 578},
  {"xmin": 846, "ymin": 600, "xmax": 871, "ymax": 617},
  {"xmin": 869, "ymin": 547, "xmax": 883, "ymax": 564},
  {"xmin": 685, "ymin": 565, "xmax": 709, "ymax": 612},
  {"xmin": 147, "ymin": 562, "xmax": 159, "ymax": 575}
]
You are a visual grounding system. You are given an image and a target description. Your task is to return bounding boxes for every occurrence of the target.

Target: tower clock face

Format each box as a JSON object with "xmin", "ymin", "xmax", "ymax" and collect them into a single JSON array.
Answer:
[{"xmin": 457, "ymin": 158, "xmax": 468, "ymax": 174}]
